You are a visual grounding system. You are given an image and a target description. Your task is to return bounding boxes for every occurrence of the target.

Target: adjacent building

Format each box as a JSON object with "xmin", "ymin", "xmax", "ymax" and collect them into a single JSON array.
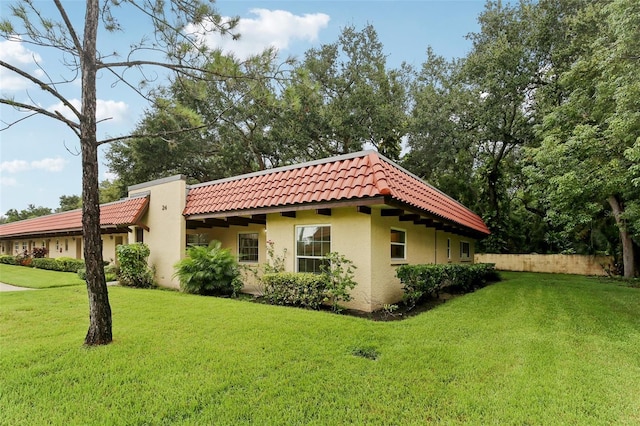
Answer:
[{"xmin": 0, "ymin": 150, "xmax": 490, "ymax": 311}]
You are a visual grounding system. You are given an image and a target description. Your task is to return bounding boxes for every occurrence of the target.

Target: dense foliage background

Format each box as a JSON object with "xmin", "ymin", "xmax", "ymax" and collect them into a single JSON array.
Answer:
[{"xmin": 3, "ymin": 0, "xmax": 638, "ymax": 275}]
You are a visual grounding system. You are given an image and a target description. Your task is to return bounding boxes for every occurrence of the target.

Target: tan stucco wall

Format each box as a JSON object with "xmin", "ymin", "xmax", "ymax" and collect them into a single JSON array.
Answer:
[
  {"xmin": 371, "ymin": 212, "xmax": 438, "ymax": 310},
  {"xmin": 128, "ymin": 176, "xmax": 187, "ymax": 288},
  {"xmin": 474, "ymin": 253, "xmax": 613, "ymax": 276},
  {"xmin": 266, "ymin": 208, "xmax": 373, "ymax": 311},
  {"xmin": 187, "ymin": 223, "xmax": 267, "ymax": 294},
  {"xmin": 101, "ymin": 234, "xmax": 129, "ymax": 264},
  {"xmin": 6, "ymin": 234, "xmax": 129, "ymax": 265},
  {"xmin": 9, "ymin": 237, "xmax": 79, "ymax": 259}
]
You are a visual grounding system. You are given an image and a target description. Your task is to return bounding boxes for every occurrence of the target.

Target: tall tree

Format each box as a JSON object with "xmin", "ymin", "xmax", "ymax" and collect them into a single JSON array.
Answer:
[
  {"xmin": 106, "ymin": 50, "xmax": 288, "ymax": 188},
  {"xmin": 57, "ymin": 195, "xmax": 82, "ymax": 212},
  {"xmin": 0, "ymin": 0, "xmax": 239, "ymax": 345},
  {"xmin": 1, "ymin": 204, "xmax": 53, "ymax": 223},
  {"xmin": 527, "ymin": 0, "xmax": 640, "ymax": 277},
  {"xmin": 279, "ymin": 25, "xmax": 409, "ymax": 161}
]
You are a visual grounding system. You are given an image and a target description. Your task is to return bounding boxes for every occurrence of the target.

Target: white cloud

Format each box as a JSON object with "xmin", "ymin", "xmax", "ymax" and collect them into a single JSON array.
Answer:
[
  {"xmin": 46, "ymin": 99, "xmax": 129, "ymax": 124},
  {"xmin": 0, "ymin": 38, "xmax": 43, "ymax": 92},
  {"xmin": 0, "ymin": 160, "xmax": 29, "ymax": 173},
  {"xmin": 31, "ymin": 157, "xmax": 66, "ymax": 172},
  {"xmin": 0, "ymin": 177, "xmax": 18, "ymax": 187},
  {"xmin": 190, "ymin": 9, "xmax": 330, "ymax": 59},
  {"xmin": 0, "ymin": 157, "xmax": 66, "ymax": 173}
]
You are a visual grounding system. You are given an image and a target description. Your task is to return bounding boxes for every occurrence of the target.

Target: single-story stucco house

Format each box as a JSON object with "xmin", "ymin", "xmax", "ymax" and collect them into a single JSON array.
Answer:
[{"xmin": 0, "ymin": 150, "xmax": 490, "ymax": 311}]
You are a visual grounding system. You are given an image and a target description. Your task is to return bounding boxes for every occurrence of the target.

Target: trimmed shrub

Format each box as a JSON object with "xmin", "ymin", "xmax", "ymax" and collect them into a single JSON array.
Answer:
[
  {"xmin": 262, "ymin": 272, "xmax": 327, "ymax": 309},
  {"xmin": 396, "ymin": 263, "xmax": 498, "ymax": 307},
  {"xmin": 0, "ymin": 255, "xmax": 17, "ymax": 265},
  {"xmin": 55, "ymin": 257, "xmax": 85, "ymax": 273},
  {"xmin": 105, "ymin": 264, "xmax": 119, "ymax": 282},
  {"xmin": 78, "ymin": 264, "xmax": 119, "ymax": 282},
  {"xmin": 174, "ymin": 241, "xmax": 241, "ymax": 296},
  {"xmin": 31, "ymin": 258, "xmax": 64, "ymax": 271},
  {"xmin": 117, "ymin": 243, "xmax": 155, "ymax": 288}
]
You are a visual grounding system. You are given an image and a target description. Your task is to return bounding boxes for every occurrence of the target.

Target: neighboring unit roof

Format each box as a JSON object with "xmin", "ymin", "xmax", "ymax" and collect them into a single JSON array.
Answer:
[
  {"xmin": 0, "ymin": 195, "xmax": 149, "ymax": 239},
  {"xmin": 184, "ymin": 151, "xmax": 490, "ymax": 235}
]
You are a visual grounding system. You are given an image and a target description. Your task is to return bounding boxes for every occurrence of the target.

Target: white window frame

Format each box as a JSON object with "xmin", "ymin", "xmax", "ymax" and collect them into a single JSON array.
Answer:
[
  {"xmin": 186, "ymin": 233, "xmax": 209, "ymax": 247},
  {"xmin": 460, "ymin": 241, "xmax": 471, "ymax": 260},
  {"xmin": 295, "ymin": 224, "xmax": 331, "ymax": 274},
  {"xmin": 390, "ymin": 228, "xmax": 407, "ymax": 260},
  {"xmin": 238, "ymin": 232, "xmax": 259, "ymax": 263}
]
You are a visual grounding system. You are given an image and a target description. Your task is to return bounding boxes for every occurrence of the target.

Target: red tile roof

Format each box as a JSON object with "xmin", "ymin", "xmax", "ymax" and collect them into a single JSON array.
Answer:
[
  {"xmin": 0, "ymin": 196, "xmax": 149, "ymax": 239},
  {"xmin": 184, "ymin": 151, "xmax": 490, "ymax": 235}
]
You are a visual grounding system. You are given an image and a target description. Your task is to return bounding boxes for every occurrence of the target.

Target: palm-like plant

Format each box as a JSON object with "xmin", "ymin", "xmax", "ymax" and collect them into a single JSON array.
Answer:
[{"xmin": 174, "ymin": 241, "xmax": 242, "ymax": 296}]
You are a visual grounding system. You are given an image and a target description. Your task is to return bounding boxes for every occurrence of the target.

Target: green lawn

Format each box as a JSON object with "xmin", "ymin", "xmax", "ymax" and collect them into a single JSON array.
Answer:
[
  {"xmin": 1, "ymin": 272, "xmax": 639, "ymax": 425},
  {"xmin": 0, "ymin": 264, "xmax": 85, "ymax": 288}
]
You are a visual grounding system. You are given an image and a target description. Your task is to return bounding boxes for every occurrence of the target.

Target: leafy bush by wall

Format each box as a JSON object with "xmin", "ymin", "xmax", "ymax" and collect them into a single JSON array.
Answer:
[
  {"xmin": 31, "ymin": 258, "xmax": 64, "ymax": 271},
  {"xmin": 262, "ymin": 272, "xmax": 328, "ymax": 309},
  {"xmin": 320, "ymin": 252, "xmax": 357, "ymax": 312},
  {"xmin": 396, "ymin": 263, "xmax": 498, "ymax": 307},
  {"xmin": 261, "ymin": 252, "xmax": 358, "ymax": 311},
  {"xmin": 116, "ymin": 243, "xmax": 155, "ymax": 288},
  {"xmin": 174, "ymin": 241, "xmax": 241, "ymax": 296},
  {"xmin": 78, "ymin": 264, "xmax": 118, "ymax": 282},
  {"xmin": 0, "ymin": 255, "xmax": 17, "ymax": 265},
  {"xmin": 55, "ymin": 257, "xmax": 86, "ymax": 273}
]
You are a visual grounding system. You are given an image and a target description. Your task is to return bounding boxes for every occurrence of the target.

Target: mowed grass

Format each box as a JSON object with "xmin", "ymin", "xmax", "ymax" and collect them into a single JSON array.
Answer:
[
  {"xmin": 1, "ymin": 272, "xmax": 639, "ymax": 425},
  {"xmin": 0, "ymin": 264, "xmax": 85, "ymax": 288}
]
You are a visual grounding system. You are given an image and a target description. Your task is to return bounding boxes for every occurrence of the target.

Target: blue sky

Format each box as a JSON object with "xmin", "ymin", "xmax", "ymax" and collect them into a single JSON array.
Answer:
[{"xmin": 0, "ymin": 0, "xmax": 486, "ymax": 214}]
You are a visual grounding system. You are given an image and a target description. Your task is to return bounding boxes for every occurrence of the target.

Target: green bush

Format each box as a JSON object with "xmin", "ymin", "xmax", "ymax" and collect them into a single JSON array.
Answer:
[
  {"xmin": 320, "ymin": 252, "xmax": 358, "ymax": 312},
  {"xmin": 31, "ymin": 258, "xmax": 64, "ymax": 271},
  {"xmin": 396, "ymin": 263, "xmax": 498, "ymax": 307},
  {"xmin": 261, "ymin": 252, "xmax": 358, "ymax": 311},
  {"xmin": 0, "ymin": 255, "xmax": 17, "ymax": 265},
  {"xmin": 77, "ymin": 263, "xmax": 119, "ymax": 282},
  {"xmin": 105, "ymin": 264, "xmax": 119, "ymax": 282},
  {"xmin": 116, "ymin": 243, "xmax": 155, "ymax": 288},
  {"xmin": 77, "ymin": 268, "xmax": 87, "ymax": 280},
  {"xmin": 174, "ymin": 241, "xmax": 241, "ymax": 296},
  {"xmin": 262, "ymin": 272, "xmax": 328, "ymax": 309},
  {"xmin": 55, "ymin": 257, "xmax": 85, "ymax": 273}
]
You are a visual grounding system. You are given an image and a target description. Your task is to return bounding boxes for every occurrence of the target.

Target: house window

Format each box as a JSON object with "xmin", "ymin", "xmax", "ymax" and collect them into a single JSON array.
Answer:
[
  {"xmin": 296, "ymin": 225, "xmax": 330, "ymax": 274},
  {"xmin": 390, "ymin": 228, "xmax": 406, "ymax": 260},
  {"xmin": 460, "ymin": 241, "xmax": 470, "ymax": 260},
  {"xmin": 22, "ymin": 242, "xmax": 27, "ymax": 251},
  {"xmin": 447, "ymin": 238, "xmax": 451, "ymax": 260},
  {"xmin": 65, "ymin": 239, "xmax": 69, "ymax": 251},
  {"xmin": 238, "ymin": 233, "xmax": 259, "ymax": 263},
  {"xmin": 186, "ymin": 233, "xmax": 209, "ymax": 247},
  {"xmin": 135, "ymin": 228, "xmax": 144, "ymax": 243}
]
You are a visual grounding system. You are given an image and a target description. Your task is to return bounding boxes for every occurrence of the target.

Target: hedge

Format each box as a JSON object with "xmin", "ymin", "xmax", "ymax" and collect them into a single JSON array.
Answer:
[
  {"xmin": 262, "ymin": 272, "xmax": 328, "ymax": 309},
  {"xmin": 52, "ymin": 257, "xmax": 86, "ymax": 273},
  {"xmin": 0, "ymin": 255, "xmax": 17, "ymax": 265},
  {"xmin": 0, "ymin": 255, "xmax": 87, "ymax": 273},
  {"xmin": 396, "ymin": 263, "xmax": 498, "ymax": 307},
  {"xmin": 31, "ymin": 258, "xmax": 65, "ymax": 271}
]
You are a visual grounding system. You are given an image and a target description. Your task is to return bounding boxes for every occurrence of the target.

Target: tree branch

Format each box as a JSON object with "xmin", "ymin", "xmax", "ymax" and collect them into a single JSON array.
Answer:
[
  {"xmin": 53, "ymin": 0, "xmax": 83, "ymax": 55},
  {"xmin": 0, "ymin": 98, "xmax": 80, "ymax": 133},
  {"xmin": 0, "ymin": 60, "xmax": 82, "ymax": 119},
  {"xmin": 97, "ymin": 123, "xmax": 209, "ymax": 146}
]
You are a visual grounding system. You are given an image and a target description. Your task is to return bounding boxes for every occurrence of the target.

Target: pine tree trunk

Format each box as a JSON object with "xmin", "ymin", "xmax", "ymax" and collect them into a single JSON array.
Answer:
[
  {"xmin": 608, "ymin": 195, "xmax": 636, "ymax": 279},
  {"xmin": 82, "ymin": 0, "xmax": 112, "ymax": 345}
]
